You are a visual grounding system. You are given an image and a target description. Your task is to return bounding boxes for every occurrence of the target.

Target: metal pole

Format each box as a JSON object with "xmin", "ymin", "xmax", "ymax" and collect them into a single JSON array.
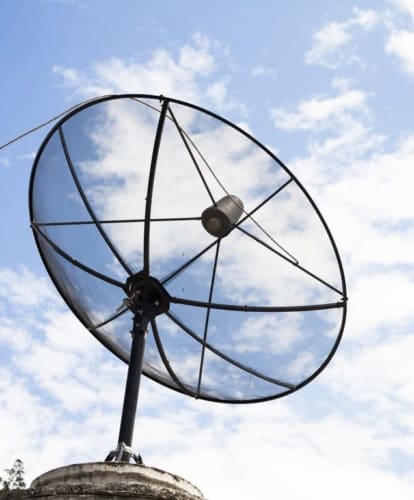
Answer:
[
  {"xmin": 116, "ymin": 312, "xmax": 148, "ymax": 462},
  {"xmin": 105, "ymin": 273, "xmax": 170, "ymax": 463}
]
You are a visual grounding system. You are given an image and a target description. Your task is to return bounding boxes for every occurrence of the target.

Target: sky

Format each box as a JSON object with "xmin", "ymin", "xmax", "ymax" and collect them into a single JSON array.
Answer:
[{"xmin": 1, "ymin": 0, "xmax": 414, "ymax": 498}]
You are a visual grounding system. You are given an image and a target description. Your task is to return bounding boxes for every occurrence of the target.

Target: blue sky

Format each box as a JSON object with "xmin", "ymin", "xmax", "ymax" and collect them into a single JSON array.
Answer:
[{"xmin": 1, "ymin": 0, "xmax": 414, "ymax": 498}]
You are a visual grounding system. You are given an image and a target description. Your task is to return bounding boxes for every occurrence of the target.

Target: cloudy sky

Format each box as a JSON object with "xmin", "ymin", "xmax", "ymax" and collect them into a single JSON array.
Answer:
[{"xmin": 1, "ymin": 0, "xmax": 414, "ymax": 498}]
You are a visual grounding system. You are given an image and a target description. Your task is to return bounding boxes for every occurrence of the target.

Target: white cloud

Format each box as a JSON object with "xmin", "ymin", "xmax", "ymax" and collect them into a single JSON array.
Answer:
[
  {"xmin": 389, "ymin": 0, "xmax": 414, "ymax": 20},
  {"xmin": 158, "ymin": 403, "xmax": 414, "ymax": 499},
  {"xmin": 53, "ymin": 33, "xmax": 232, "ymax": 112},
  {"xmin": 0, "ymin": 320, "xmax": 31, "ymax": 352},
  {"xmin": 0, "ymin": 267, "xmax": 57, "ymax": 307},
  {"xmin": 306, "ymin": 21, "xmax": 352, "ymax": 67},
  {"xmin": 305, "ymin": 7, "xmax": 380, "ymax": 68},
  {"xmin": 250, "ymin": 65, "xmax": 277, "ymax": 78},
  {"xmin": 325, "ymin": 332, "xmax": 414, "ymax": 454},
  {"xmin": 0, "ymin": 157, "xmax": 10, "ymax": 168},
  {"xmin": 316, "ymin": 132, "xmax": 414, "ymax": 269},
  {"xmin": 331, "ymin": 76, "xmax": 356, "ymax": 90},
  {"xmin": 271, "ymin": 87, "xmax": 368, "ymax": 131},
  {"xmin": 18, "ymin": 152, "xmax": 36, "ymax": 160},
  {"xmin": 234, "ymin": 314, "xmax": 301, "ymax": 353},
  {"xmin": 384, "ymin": 1, "xmax": 414, "ymax": 75},
  {"xmin": 386, "ymin": 29, "xmax": 414, "ymax": 73},
  {"xmin": 178, "ymin": 32, "xmax": 216, "ymax": 76},
  {"xmin": 271, "ymin": 80, "xmax": 386, "ymax": 191},
  {"xmin": 205, "ymin": 78, "xmax": 231, "ymax": 109},
  {"xmin": 285, "ymin": 350, "xmax": 316, "ymax": 378}
]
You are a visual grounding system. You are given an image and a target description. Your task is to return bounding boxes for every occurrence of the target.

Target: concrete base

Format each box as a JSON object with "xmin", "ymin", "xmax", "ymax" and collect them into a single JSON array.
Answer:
[{"xmin": 3, "ymin": 462, "xmax": 206, "ymax": 499}]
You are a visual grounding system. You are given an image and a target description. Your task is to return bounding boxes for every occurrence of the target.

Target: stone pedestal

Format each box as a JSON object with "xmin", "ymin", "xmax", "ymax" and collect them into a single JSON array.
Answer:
[{"xmin": 3, "ymin": 462, "xmax": 206, "ymax": 499}]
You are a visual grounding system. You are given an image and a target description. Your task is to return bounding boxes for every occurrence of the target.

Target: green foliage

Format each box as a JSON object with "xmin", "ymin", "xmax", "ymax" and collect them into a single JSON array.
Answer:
[{"xmin": 0, "ymin": 459, "xmax": 26, "ymax": 493}]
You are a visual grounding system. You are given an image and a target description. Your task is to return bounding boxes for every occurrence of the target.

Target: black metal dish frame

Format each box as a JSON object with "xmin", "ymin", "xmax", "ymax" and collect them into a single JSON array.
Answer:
[{"xmin": 29, "ymin": 93, "xmax": 348, "ymax": 405}]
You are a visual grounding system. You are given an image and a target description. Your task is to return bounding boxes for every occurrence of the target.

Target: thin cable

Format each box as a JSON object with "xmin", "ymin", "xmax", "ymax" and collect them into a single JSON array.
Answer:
[
  {"xmin": 0, "ymin": 97, "xmax": 101, "ymax": 151},
  {"xmin": 167, "ymin": 104, "xmax": 216, "ymax": 204}
]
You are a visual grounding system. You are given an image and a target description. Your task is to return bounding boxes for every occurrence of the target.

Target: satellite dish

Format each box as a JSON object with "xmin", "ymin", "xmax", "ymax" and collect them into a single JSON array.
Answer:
[{"xmin": 29, "ymin": 94, "xmax": 347, "ymax": 462}]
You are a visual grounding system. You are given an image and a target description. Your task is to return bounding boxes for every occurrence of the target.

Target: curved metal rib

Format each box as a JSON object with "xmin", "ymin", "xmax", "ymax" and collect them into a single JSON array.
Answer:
[
  {"xmin": 150, "ymin": 318, "xmax": 195, "ymax": 396},
  {"xmin": 196, "ymin": 239, "xmax": 221, "ymax": 396},
  {"xmin": 58, "ymin": 126, "xmax": 133, "ymax": 276},
  {"xmin": 34, "ymin": 216, "xmax": 202, "ymax": 227},
  {"xmin": 169, "ymin": 296, "xmax": 346, "ymax": 312},
  {"xmin": 32, "ymin": 224, "xmax": 124, "ymax": 288},
  {"xmin": 167, "ymin": 311, "xmax": 296, "ymax": 390},
  {"xmin": 143, "ymin": 99, "xmax": 169, "ymax": 274}
]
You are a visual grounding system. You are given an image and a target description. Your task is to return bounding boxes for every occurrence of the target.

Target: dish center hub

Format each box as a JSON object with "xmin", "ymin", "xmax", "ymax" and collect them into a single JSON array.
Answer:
[{"xmin": 124, "ymin": 272, "xmax": 170, "ymax": 316}]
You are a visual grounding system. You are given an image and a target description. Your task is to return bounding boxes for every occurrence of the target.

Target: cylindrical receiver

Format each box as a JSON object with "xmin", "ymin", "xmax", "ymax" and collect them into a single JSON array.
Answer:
[{"xmin": 201, "ymin": 195, "xmax": 244, "ymax": 237}]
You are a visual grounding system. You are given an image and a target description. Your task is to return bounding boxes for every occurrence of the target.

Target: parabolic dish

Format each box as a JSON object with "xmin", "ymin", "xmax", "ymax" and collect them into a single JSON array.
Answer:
[{"xmin": 29, "ymin": 94, "xmax": 347, "ymax": 403}]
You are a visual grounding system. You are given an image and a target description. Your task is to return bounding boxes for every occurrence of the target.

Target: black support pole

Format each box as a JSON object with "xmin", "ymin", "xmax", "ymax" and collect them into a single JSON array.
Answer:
[
  {"xmin": 105, "ymin": 273, "xmax": 171, "ymax": 463},
  {"xmin": 116, "ymin": 313, "xmax": 148, "ymax": 461}
]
